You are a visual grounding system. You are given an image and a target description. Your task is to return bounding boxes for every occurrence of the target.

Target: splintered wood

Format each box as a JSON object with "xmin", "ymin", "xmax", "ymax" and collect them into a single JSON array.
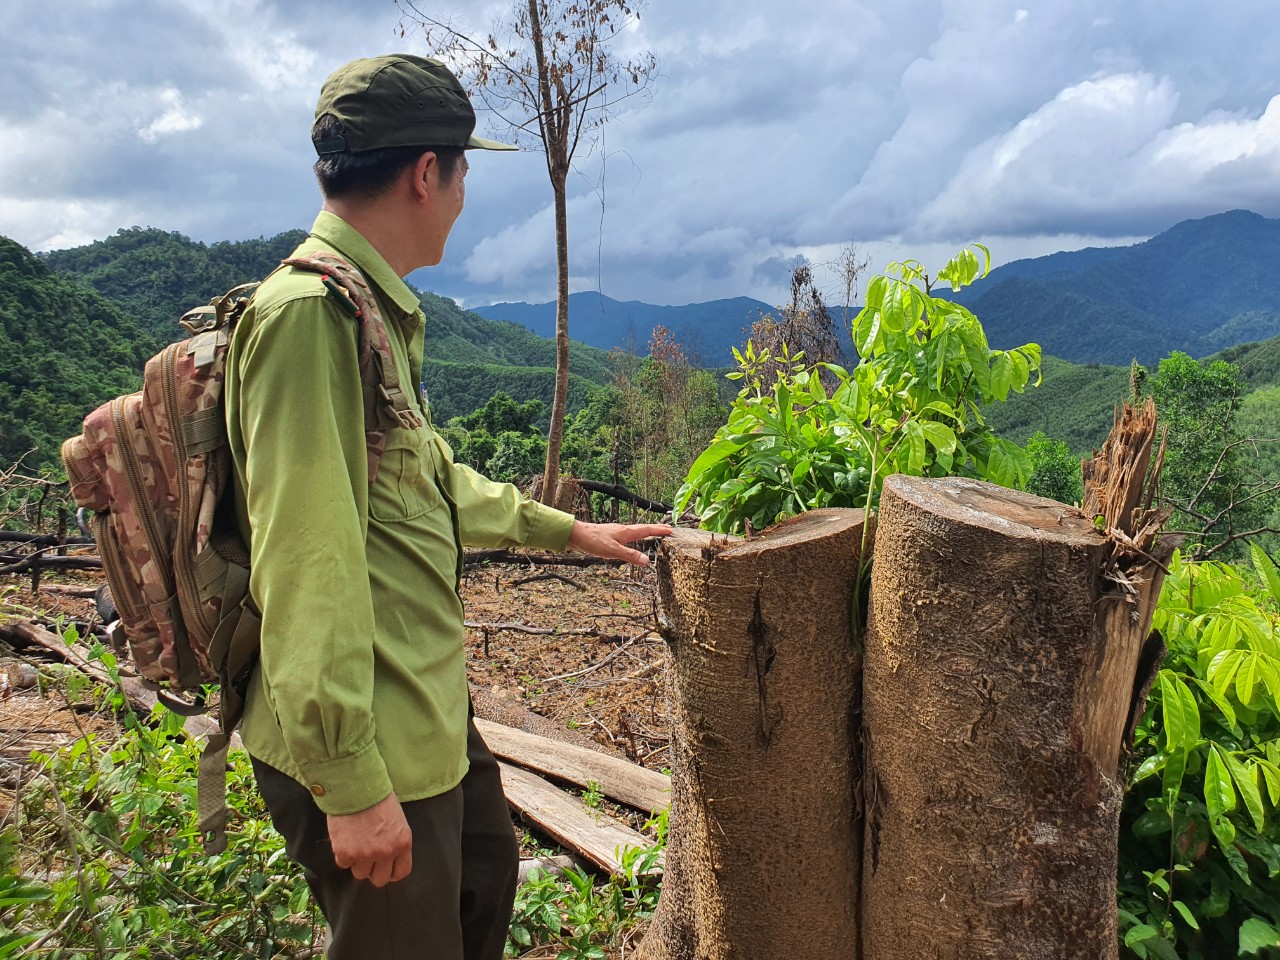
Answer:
[{"xmin": 1081, "ymin": 396, "xmax": 1173, "ymax": 570}]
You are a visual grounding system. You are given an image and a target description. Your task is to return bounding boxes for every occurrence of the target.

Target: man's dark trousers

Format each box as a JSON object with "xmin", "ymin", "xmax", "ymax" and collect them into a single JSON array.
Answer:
[{"xmin": 251, "ymin": 719, "xmax": 519, "ymax": 960}]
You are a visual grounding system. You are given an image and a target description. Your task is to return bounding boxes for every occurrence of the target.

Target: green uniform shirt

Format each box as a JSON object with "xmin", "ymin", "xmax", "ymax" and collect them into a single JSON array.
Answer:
[{"xmin": 226, "ymin": 211, "xmax": 575, "ymax": 816}]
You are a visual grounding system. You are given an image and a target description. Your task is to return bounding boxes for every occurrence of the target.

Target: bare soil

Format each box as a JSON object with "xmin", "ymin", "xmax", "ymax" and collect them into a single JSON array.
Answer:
[{"xmin": 0, "ymin": 558, "xmax": 670, "ymax": 854}]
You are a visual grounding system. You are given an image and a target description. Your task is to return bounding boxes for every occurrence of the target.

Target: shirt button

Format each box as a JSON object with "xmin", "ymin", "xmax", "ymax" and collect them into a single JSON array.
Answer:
[{"xmin": 310, "ymin": 784, "xmax": 325, "ymax": 797}]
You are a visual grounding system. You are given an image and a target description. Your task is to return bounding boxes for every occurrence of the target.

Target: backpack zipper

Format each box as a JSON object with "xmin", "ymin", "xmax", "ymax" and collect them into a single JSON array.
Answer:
[
  {"xmin": 93, "ymin": 512, "xmax": 148, "ymax": 626},
  {"xmin": 112, "ymin": 395, "xmax": 174, "ymax": 599},
  {"xmin": 161, "ymin": 345, "xmax": 213, "ymax": 640}
]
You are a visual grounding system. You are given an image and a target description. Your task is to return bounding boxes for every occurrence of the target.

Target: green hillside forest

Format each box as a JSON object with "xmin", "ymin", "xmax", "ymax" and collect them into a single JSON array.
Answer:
[
  {"xmin": 4, "ymin": 219, "xmax": 1279, "ymax": 545},
  {"xmin": 1, "ymin": 228, "xmax": 622, "ymax": 470},
  {"xmin": 0, "ymin": 237, "xmax": 161, "ymax": 469}
]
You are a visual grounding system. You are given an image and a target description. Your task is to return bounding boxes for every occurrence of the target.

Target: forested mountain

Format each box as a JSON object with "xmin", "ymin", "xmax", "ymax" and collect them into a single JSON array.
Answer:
[
  {"xmin": 40, "ymin": 227, "xmax": 309, "ymax": 341},
  {"xmin": 957, "ymin": 210, "xmax": 1280, "ymax": 365},
  {"xmin": 985, "ymin": 333, "xmax": 1280, "ymax": 453},
  {"xmin": 0, "ymin": 228, "xmax": 625, "ymax": 470},
  {"xmin": 10, "ymin": 209, "xmax": 1280, "ymax": 475},
  {"xmin": 0, "ymin": 237, "xmax": 160, "ymax": 468},
  {"xmin": 474, "ymin": 291, "xmax": 776, "ymax": 364},
  {"xmin": 32, "ymin": 227, "xmax": 618, "ymax": 433}
]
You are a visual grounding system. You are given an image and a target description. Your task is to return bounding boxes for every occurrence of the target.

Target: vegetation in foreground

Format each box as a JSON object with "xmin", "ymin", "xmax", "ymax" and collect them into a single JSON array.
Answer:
[
  {"xmin": 0, "ymin": 632, "xmax": 666, "ymax": 959},
  {"xmin": 1120, "ymin": 548, "xmax": 1280, "ymax": 959}
]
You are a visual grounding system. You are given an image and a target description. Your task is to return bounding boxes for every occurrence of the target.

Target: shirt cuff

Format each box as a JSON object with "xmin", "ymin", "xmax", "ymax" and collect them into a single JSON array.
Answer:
[
  {"xmin": 296, "ymin": 740, "xmax": 394, "ymax": 815},
  {"xmin": 523, "ymin": 503, "xmax": 576, "ymax": 552}
]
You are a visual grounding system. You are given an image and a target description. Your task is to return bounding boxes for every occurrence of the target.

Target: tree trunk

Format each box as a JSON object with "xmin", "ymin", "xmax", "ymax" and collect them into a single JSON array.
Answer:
[
  {"xmin": 860, "ymin": 474, "xmax": 1171, "ymax": 960},
  {"xmin": 541, "ymin": 168, "xmax": 571, "ymax": 505},
  {"xmin": 639, "ymin": 509, "xmax": 868, "ymax": 960}
]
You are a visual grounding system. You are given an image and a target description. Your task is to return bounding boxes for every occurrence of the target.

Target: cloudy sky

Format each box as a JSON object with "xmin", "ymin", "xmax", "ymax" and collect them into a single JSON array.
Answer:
[{"xmin": 4, "ymin": 0, "xmax": 1280, "ymax": 310}]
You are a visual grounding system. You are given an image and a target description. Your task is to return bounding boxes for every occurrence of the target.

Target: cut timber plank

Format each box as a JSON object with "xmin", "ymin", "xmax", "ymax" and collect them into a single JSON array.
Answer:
[
  {"xmin": 477, "ymin": 717, "xmax": 670, "ymax": 814},
  {"xmin": 498, "ymin": 762, "xmax": 660, "ymax": 877}
]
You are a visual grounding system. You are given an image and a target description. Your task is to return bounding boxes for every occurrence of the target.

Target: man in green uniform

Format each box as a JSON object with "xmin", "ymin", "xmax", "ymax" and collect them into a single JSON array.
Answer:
[{"xmin": 225, "ymin": 54, "xmax": 670, "ymax": 960}]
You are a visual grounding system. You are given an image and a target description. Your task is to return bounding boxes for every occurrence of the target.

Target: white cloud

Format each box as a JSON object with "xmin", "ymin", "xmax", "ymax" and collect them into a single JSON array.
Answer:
[
  {"xmin": 919, "ymin": 76, "xmax": 1280, "ymax": 237},
  {"xmin": 138, "ymin": 89, "xmax": 204, "ymax": 144},
  {"xmin": 3, "ymin": 0, "xmax": 1280, "ymax": 310}
]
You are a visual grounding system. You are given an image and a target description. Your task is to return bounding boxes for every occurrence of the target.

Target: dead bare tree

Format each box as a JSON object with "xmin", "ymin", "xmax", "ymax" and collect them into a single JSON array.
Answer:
[
  {"xmin": 829, "ymin": 240, "xmax": 870, "ymax": 336},
  {"xmin": 398, "ymin": 0, "xmax": 657, "ymax": 504},
  {"xmin": 747, "ymin": 263, "xmax": 845, "ymax": 386},
  {"xmin": 0, "ymin": 453, "xmax": 69, "ymax": 533}
]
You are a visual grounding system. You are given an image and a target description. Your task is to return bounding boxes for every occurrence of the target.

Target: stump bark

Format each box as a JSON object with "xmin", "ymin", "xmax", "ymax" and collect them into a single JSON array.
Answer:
[
  {"xmin": 861, "ymin": 470, "xmax": 1171, "ymax": 960},
  {"xmin": 638, "ymin": 509, "xmax": 869, "ymax": 960}
]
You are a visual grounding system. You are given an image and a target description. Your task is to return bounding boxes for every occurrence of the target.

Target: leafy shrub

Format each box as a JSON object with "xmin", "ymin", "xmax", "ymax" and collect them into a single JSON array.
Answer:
[
  {"xmin": 676, "ymin": 247, "xmax": 1041, "ymax": 534},
  {"xmin": 6, "ymin": 638, "xmax": 321, "ymax": 958},
  {"xmin": 507, "ymin": 810, "xmax": 667, "ymax": 958},
  {"xmin": 1119, "ymin": 546, "xmax": 1280, "ymax": 958},
  {"xmin": 1023, "ymin": 430, "xmax": 1083, "ymax": 505}
]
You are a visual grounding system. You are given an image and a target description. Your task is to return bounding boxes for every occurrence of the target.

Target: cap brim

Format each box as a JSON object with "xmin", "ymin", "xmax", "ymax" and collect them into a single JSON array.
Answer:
[{"xmin": 467, "ymin": 134, "xmax": 518, "ymax": 151}]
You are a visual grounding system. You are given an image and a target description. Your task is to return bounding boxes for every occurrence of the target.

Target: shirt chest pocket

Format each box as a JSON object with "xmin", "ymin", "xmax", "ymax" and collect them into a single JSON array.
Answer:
[{"xmin": 368, "ymin": 427, "xmax": 444, "ymax": 523}]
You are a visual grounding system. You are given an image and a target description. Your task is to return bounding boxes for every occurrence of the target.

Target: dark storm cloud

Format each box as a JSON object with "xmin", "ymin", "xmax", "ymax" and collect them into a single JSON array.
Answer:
[{"xmin": 3, "ymin": 0, "xmax": 1280, "ymax": 307}]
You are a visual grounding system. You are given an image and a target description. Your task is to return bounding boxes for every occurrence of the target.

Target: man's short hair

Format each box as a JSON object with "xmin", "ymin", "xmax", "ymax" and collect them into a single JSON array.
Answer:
[{"xmin": 312, "ymin": 114, "xmax": 464, "ymax": 200}]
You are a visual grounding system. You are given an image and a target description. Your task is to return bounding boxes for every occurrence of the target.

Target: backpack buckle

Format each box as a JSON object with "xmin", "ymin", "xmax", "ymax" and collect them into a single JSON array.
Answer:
[{"xmin": 377, "ymin": 384, "xmax": 424, "ymax": 430}]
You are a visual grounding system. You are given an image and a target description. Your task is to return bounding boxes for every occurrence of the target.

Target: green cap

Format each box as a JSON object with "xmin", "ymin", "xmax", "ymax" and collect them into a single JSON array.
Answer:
[{"xmin": 313, "ymin": 54, "xmax": 516, "ymax": 155}]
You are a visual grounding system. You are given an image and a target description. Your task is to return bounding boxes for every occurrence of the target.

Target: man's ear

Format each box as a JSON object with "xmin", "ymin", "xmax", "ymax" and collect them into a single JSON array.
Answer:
[{"xmin": 411, "ymin": 151, "xmax": 438, "ymax": 203}]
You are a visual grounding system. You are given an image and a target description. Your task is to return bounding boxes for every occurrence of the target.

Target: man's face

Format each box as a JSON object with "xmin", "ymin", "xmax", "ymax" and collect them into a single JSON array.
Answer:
[{"xmin": 422, "ymin": 152, "xmax": 467, "ymax": 266}]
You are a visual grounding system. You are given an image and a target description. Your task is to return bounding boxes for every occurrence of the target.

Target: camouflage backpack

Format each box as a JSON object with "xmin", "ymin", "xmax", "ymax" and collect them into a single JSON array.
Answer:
[{"xmin": 61, "ymin": 252, "xmax": 422, "ymax": 853}]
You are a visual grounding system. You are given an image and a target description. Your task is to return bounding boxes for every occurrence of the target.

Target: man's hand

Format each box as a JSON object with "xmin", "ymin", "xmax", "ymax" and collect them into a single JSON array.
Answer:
[
  {"xmin": 327, "ymin": 792, "xmax": 412, "ymax": 887},
  {"xmin": 567, "ymin": 521, "xmax": 673, "ymax": 566}
]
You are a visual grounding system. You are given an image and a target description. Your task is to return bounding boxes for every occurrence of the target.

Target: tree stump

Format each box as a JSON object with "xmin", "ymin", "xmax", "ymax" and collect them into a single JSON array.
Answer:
[
  {"xmin": 638, "ymin": 509, "xmax": 869, "ymax": 960},
  {"xmin": 861, "ymin": 472, "xmax": 1171, "ymax": 960}
]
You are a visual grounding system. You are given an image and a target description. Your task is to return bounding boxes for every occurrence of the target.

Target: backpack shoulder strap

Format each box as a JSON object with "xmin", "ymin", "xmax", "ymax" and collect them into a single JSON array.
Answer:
[{"xmin": 282, "ymin": 253, "xmax": 423, "ymax": 483}]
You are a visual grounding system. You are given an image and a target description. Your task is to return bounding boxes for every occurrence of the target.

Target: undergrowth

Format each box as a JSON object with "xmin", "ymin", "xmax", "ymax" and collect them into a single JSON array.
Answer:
[
  {"xmin": 1119, "ymin": 547, "xmax": 1280, "ymax": 958},
  {"xmin": 0, "ymin": 631, "xmax": 666, "ymax": 959}
]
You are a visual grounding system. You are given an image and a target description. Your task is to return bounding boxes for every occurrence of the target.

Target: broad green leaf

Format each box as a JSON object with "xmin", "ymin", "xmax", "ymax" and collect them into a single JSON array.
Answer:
[
  {"xmin": 1211, "ymin": 813, "xmax": 1238, "ymax": 855},
  {"xmin": 990, "ymin": 352, "xmax": 1014, "ymax": 400},
  {"xmin": 1205, "ymin": 745, "xmax": 1238, "ymax": 820},
  {"xmin": 919, "ymin": 420, "xmax": 957, "ymax": 455},
  {"xmin": 1191, "ymin": 677, "xmax": 1238, "ymax": 734},
  {"xmin": 1144, "ymin": 868, "xmax": 1170, "ymax": 895},
  {"xmin": 1160, "ymin": 672, "xmax": 1201, "ymax": 751},
  {"xmin": 1236, "ymin": 653, "xmax": 1261, "ymax": 707},
  {"xmin": 1222, "ymin": 751, "xmax": 1266, "ymax": 832},
  {"xmin": 1132, "ymin": 754, "xmax": 1163, "ymax": 783},
  {"xmin": 1258, "ymin": 759, "xmax": 1280, "ymax": 805},
  {"xmin": 1239, "ymin": 917, "xmax": 1280, "ymax": 955},
  {"xmin": 1125, "ymin": 925, "xmax": 1159, "ymax": 948},
  {"xmin": 1162, "ymin": 747, "xmax": 1187, "ymax": 807},
  {"xmin": 902, "ymin": 421, "xmax": 926, "ymax": 474},
  {"xmin": 1132, "ymin": 807, "xmax": 1173, "ymax": 837},
  {"xmin": 1250, "ymin": 543, "xmax": 1280, "ymax": 604},
  {"xmin": 684, "ymin": 438, "xmax": 746, "ymax": 484},
  {"xmin": 1210, "ymin": 649, "xmax": 1245, "ymax": 699},
  {"xmin": 1171, "ymin": 900, "xmax": 1200, "ymax": 930}
]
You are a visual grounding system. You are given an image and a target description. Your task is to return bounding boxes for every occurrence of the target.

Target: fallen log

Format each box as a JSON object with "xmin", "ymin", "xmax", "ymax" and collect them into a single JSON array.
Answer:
[
  {"xmin": 0, "ymin": 532, "xmax": 93, "ymax": 546},
  {"xmin": 0, "ymin": 554, "xmax": 102, "ymax": 575},
  {"xmin": 475, "ymin": 717, "xmax": 670, "ymax": 814},
  {"xmin": 36, "ymin": 584, "xmax": 99, "ymax": 598},
  {"xmin": 0, "ymin": 620, "xmax": 232, "ymax": 746},
  {"xmin": 860, "ymin": 402, "xmax": 1172, "ymax": 960},
  {"xmin": 575, "ymin": 480, "xmax": 671, "ymax": 515},
  {"xmin": 498, "ymin": 761, "xmax": 658, "ymax": 877},
  {"xmin": 639, "ymin": 509, "xmax": 868, "ymax": 960},
  {"xmin": 471, "ymin": 684, "xmax": 625, "ymax": 758}
]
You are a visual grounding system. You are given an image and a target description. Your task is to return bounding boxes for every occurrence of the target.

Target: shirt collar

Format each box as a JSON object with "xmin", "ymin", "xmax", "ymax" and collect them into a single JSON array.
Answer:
[{"xmin": 307, "ymin": 211, "xmax": 423, "ymax": 319}]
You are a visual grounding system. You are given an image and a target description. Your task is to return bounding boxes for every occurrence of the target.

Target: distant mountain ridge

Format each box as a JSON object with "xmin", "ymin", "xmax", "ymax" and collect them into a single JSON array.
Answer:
[
  {"xmin": 956, "ymin": 210, "xmax": 1280, "ymax": 365},
  {"xmin": 474, "ymin": 210, "xmax": 1280, "ymax": 368},
  {"xmin": 474, "ymin": 291, "xmax": 776, "ymax": 364}
]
